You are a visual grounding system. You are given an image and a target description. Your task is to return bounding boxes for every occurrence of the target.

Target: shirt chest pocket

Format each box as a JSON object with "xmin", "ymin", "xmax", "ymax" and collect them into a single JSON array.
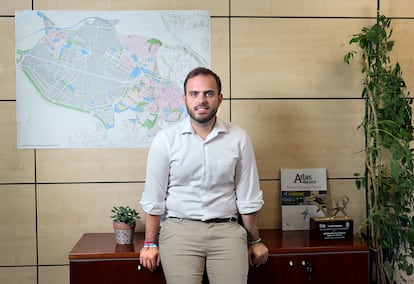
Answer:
[{"xmin": 207, "ymin": 159, "xmax": 237, "ymax": 185}]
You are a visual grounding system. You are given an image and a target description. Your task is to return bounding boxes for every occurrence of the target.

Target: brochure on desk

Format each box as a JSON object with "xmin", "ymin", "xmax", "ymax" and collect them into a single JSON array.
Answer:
[{"xmin": 281, "ymin": 168, "xmax": 327, "ymax": 231}]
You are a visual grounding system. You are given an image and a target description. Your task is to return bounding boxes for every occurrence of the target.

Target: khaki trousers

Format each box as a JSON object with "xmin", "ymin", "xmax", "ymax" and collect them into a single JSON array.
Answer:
[{"xmin": 159, "ymin": 218, "xmax": 248, "ymax": 284}]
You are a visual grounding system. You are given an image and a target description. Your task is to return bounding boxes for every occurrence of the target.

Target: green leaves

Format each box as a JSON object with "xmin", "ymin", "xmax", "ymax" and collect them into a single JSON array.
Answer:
[
  {"xmin": 343, "ymin": 51, "xmax": 355, "ymax": 65},
  {"xmin": 111, "ymin": 206, "xmax": 140, "ymax": 227}
]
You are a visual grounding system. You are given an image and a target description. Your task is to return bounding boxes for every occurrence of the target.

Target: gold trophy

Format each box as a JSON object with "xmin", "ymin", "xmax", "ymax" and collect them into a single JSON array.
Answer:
[{"xmin": 306, "ymin": 193, "xmax": 353, "ymax": 241}]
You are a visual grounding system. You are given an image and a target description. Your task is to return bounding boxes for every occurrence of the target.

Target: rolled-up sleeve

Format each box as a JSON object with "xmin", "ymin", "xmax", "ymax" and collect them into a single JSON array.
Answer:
[
  {"xmin": 140, "ymin": 132, "xmax": 170, "ymax": 215},
  {"xmin": 235, "ymin": 132, "xmax": 264, "ymax": 214}
]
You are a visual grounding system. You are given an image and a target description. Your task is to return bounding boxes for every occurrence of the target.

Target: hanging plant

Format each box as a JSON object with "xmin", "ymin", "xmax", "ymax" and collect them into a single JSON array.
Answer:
[{"xmin": 344, "ymin": 14, "xmax": 414, "ymax": 283}]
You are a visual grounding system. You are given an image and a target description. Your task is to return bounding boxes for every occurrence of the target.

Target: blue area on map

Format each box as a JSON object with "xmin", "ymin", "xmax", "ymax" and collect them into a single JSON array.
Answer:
[
  {"xmin": 114, "ymin": 102, "xmax": 127, "ymax": 113},
  {"xmin": 130, "ymin": 67, "xmax": 141, "ymax": 78},
  {"xmin": 162, "ymin": 107, "xmax": 171, "ymax": 115},
  {"xmin": 178, "ymin": 106, "xmax": 186, "ymax": 113},
  {"xmin": 141, "ymin": 67, "xmax": 156, "ymax": 77},
  {"xmin": 132, "ymin": 105, "xmax": 145, "ymax": 112}
]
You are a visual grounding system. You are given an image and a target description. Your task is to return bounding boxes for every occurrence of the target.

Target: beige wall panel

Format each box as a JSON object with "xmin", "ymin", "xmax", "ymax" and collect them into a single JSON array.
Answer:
[
  {"xmin": 258, "ymin": 180, "xmax": 280, "ymax": 229},
  {"xmin": 37, "ymin": 183, "xmax": 144, "ymax": 264},
  {"xmin": 0, "ymin": 267, "xmax": 37, "ymax": 284},
  {"xmin": 231, "ymin": 100, "xmax": 365, "ymax": 179},
  {"xmin": 231, "ymin": 18, "xmax": 374, "ymax": 99},
  {"xmin": 36, "ymin": 148, "xmax": 148, "ymax": 182},
  {"xmin": 34, "ymin": 0, "xmax": 228, "ymax": 16},
  {"xmin": 0, "ymin": 102, "xmax": 35, "ymax": 183},
  {"xmin": 0, "ymin": 185, "xmax": 36, "ymax": 266},
  {"xmin": 232, "ymin": 0, "xmax": 376, "ymax": 17},
  {"xmin": 0, "ymin": 0, "xmax": 32, "ymax": 15},
  {"xmin": 328, "ymin": 179, "xmax": 366, "ymax": 235},
  {"xmin": 382, "ymin": 0, "xmax": 414, "ymax": 17},
  {"xmin": 39, "ymin": 266, "xmax": 69, "ymax": 284},
  {"xmin": 389, "ymin": 19, "xmax": 414, "ymax": 93},
  {"xmin": 0, "ymin": 19, "xmax": 16, "ymax": 100},
  {"xmin": 211, "ymin": 18, "xmax": 230, "ymax": 96},
  {"xmin": 217, "ymin": 100, "xmax": 230, "ymax": 122}
]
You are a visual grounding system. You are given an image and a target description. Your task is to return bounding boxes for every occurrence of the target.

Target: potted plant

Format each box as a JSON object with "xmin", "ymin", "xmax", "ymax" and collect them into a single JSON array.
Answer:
[
  {"xmin": 344, "ymin": 13, "xmax": 414, "ymax": 283},
  {"xmin": 111, "ymin": 206, "xmax": 140, "ymax": 245}
]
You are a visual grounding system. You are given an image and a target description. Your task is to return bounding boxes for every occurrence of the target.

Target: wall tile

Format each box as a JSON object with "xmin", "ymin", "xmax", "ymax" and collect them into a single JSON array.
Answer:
[
  {"xmin": 0, "ymin": 0, "xmax": 32, "ymax": 15},
  {"xmin": 211, "ymin": 18, "xmax": 230, "ymax": 96},
  {"xmin": 0, "ymin": 185, "xmax": 36, "ymax": 266},
  {"xmin": 37, "ymin": 183, "xmax": 144, "ymax": 264},
  {"xmin": 0, "ymin": 267, "xmax": 37, "ymax": 284},
  {"xmin": 217, "ymin": 100, "xmax": 230, "ymax": 122},
  {"xmin": 231, "ymin": 99, "xmax": 365, "ymax": 179},
  {"xmin": 382, "ymin": 0, "xmax": 414, "ymax": 17},
  {"xmin": 36, "ymin": 148, "xmax": 148, "ymax": 182},
  {"xmin": 39, "ymin": 266, "xmax": 69, "ymax": 284},
  {"xmin": 34, "ymin": 0, "xmax": 229, "ymax": 17},
  {"xmin": 0, "ymin": 102, "xmax": 35, "ymax": 183},
  {"xmin": 258, "ymin": 180, "xmax": 280, "ymax": 229},
  {"xmin": 0, "ymin": 18, "xmax": 16, "ymax": 100},
  {"xmin": 232, "ymin": 0, "xmax": 376, "ymax": 17},
  {"xmin": 231, "ymin": 18, "xmax": 375, "ymax": 99}
]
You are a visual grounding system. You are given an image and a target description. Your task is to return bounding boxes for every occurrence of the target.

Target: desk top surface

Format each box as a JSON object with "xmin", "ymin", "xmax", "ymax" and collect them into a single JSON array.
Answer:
[{"xmin": 69, "ymin": 229, "xmax": 369, "ymax": 260}]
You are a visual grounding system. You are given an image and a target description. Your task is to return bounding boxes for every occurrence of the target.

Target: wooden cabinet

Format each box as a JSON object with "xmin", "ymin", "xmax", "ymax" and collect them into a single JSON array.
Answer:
[
  {"xmin": 69, "ymin": 230, "xmax": 369, "ymax": 284},
  {"xmin": 70, "ymin": 259, "xmax": 165, "ymax": 284},
  {"xmin": 248, "ymin": 230, "xmax": 369, "ymax": 283},
  {"xmin": 69, "ymin": 233, "xmax": 165, "ymax": 284}
]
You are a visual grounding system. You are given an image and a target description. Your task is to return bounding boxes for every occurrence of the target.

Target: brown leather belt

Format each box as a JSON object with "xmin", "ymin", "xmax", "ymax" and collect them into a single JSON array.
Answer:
[{"xmin": 169, "ymin": 217, "xmax": 237, "ymax": 223}]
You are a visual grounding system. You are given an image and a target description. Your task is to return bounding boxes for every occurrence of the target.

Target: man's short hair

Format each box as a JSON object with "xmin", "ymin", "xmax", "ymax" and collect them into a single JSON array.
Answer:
[{"xmin": 183, "ymin": 67, "xmax": 222, "ymax": 95}]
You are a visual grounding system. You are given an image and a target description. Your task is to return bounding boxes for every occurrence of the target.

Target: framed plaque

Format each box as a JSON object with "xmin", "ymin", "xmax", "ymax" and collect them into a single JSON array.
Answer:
[{"xmin": 281, "ymin": 168, "xmax": 327, "ymax": 231}]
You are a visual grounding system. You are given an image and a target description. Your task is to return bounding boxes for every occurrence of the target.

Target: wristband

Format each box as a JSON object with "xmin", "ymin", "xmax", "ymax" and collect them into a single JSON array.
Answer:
[
  {"xmin": 248, "ymin": 237, "xmax": 262, "ymax": 245},
  {"xmin": 143, "ymin": 242, "xmax": 158, "ymax": 248}
]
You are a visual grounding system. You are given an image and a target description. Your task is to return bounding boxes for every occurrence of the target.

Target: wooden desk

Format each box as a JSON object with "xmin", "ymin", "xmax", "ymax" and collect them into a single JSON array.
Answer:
[{"xmin": 69, "ymin": 229, "xmax": 369, "ymax": 283}]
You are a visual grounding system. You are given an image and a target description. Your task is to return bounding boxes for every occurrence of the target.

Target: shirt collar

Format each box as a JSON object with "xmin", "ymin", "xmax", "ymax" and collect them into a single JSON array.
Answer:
[{"xmin": 180, "ymin": 117, "xmax": 228, "ymax": 136}]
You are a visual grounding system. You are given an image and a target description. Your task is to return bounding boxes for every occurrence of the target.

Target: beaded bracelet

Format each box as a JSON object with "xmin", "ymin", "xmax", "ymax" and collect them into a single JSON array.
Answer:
[
  {"xmin": 143, "ymin": 242, "xmax": 158, "ymax": 248},
  {"xmin": 248, "ymin": 237, "xmax": 262, "ymax": 245}
]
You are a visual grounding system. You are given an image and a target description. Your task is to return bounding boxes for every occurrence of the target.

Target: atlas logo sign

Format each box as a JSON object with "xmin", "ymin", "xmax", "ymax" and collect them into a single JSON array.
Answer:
[{"xmin": 293, "ymin": 173, "xmax": 317, "ymax": 184}]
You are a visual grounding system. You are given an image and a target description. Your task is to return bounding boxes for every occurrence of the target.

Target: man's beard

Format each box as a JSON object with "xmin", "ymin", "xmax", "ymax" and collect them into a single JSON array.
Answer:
[{"xmin": 187, "ymin": 105, "xmax": 218, "ymax": 124}]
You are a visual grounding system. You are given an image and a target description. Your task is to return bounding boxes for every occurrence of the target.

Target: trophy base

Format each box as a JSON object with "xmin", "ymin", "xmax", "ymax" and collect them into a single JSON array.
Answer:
[{"xmin": 310, "ymin": 217, "xmax": 353, "ymax": 241}]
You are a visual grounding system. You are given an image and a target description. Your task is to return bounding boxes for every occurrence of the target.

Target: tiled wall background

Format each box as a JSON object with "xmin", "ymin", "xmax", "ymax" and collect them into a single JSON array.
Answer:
[{"xmin": 1, "ymin": 0, "xmax": 413, "ymax": 283}]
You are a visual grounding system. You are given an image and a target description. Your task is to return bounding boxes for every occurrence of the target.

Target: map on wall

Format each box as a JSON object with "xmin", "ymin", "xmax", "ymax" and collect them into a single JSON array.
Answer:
[{"xmin": 15, "ymin": 10, "xmax": 210, "ymax": 148}]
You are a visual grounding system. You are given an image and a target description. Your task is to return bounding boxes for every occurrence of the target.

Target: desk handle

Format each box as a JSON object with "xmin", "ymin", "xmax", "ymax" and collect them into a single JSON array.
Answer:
[{"xmin": 137, "ymin": 264, "xmax": 142, "ymax": 271}]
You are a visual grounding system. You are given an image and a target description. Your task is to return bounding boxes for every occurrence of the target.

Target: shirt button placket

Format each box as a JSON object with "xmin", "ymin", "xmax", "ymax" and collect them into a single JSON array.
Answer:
[{"xmin": 201, "ymin": 142, "xmax": 208, "ymax": 215}]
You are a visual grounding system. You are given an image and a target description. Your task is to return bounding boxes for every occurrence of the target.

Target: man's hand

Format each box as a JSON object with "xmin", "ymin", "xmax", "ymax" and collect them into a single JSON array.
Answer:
[
  {"xmin": 139, "ymin": 246, "xmax": 161, "ymax": 272},
  {"xmin": 248, "ymin": 242, "xmax": 269, "ymax": 267}
]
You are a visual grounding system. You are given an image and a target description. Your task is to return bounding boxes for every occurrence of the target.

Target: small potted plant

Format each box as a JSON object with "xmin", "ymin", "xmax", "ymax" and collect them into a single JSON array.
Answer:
[{"xmin": 111, "ymin": 206, "xmax": 140, "ymax": 245}]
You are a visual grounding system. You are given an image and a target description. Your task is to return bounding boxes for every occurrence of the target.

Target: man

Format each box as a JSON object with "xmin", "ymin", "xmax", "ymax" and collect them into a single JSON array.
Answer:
[{"xmin": 140, "ymin": 67, "xmax": 268, "ymax": 284}]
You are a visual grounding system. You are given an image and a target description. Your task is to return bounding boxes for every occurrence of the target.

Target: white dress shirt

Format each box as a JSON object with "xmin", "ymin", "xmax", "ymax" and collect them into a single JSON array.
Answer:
[{"xmin": 140, "ymin": 117, "xmax": 263, "ymax": 220}]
